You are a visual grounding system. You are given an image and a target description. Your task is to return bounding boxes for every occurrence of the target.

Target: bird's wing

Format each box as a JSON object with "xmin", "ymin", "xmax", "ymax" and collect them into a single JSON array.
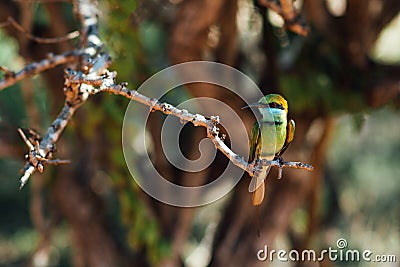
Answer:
[
  {"xmin": 277, "ymin": 119, "xmax": 295, "ymax": 157},
  {"xmin": 249, "ymin": 121, "xmax": 260, "ymax": 162},
  {"xmin": 248, "ymin": 121, "xmax": 266, "ymax": 206}
]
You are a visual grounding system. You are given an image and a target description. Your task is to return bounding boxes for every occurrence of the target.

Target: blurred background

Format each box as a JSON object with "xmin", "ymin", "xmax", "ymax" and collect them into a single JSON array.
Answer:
[{"xmin": 0, "ymin": 0, "xmax": 399, "ymax": 266}]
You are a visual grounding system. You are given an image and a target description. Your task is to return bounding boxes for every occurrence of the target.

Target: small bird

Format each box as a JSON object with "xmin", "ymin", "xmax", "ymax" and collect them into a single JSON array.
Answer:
[{"xmin": 244, "ymin": 94, "xmax": 295, "ymax": 234}]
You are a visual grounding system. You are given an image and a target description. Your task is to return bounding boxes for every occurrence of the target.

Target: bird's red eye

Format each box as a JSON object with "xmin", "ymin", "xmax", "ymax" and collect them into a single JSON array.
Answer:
[{"xmin": 268, "ymin": 102, "xmax": 284, "ymax": 110}]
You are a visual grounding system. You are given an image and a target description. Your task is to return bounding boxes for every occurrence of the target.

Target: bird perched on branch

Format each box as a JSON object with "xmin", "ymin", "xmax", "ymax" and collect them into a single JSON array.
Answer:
[{"xmin": 244, "ymin": 94, "xmax": 295, "ymax": 234}]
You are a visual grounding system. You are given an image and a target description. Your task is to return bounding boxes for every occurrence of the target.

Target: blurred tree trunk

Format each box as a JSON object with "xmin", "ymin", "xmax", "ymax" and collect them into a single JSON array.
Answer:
[
  {"xmin": 52, "ymin": 167, "xmax": 127, "ymax": 267},
  {"xmin": 155, "ymin": 0, "xmax": 242, "ymax": 265}
]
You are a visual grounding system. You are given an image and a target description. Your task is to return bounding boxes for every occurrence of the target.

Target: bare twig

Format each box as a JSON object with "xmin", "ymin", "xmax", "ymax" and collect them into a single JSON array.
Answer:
[
  {"xmin": 0, "ymin": 50, "xmax": 83, "ymax": 91},
  {"xmin": 258, "ymin": 0, "xmax": 309, "ymax": 36},
  {"xmin": 17, "ymin": 128, "xmax": 70, "ymax": 188},
  {"xmin": 17, "ymin": 0, "xmax": 105, "ymax": 188},
  {"xmin": 1, "ymin": 16, "xmax": 79, "ymax": 44}
]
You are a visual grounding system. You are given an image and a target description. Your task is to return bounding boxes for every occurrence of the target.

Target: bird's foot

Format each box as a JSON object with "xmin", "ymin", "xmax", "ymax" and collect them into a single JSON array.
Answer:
[{"xmin": 276, "ymin": 156, "xmax": 284, "ymax": 179}]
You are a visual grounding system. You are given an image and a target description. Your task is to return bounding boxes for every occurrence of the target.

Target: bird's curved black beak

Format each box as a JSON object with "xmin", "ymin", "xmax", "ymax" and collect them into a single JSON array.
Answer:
[{"xmin": 241, "ymin": 102, "xmax": 269, "ymax": 109}]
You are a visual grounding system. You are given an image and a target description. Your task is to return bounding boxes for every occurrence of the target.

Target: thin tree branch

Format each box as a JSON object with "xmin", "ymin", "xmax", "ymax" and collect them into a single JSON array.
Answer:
[
  {"xmin": 17, "ymin": 0, "xmax": 106, "ymax": 188},
  {"xmin": 1, "ymin": 16, "xmax": 79, "ymax": 44},
  {"xmin": 0, "ymin": 50, "xmax": 82, "ymax": 91}
]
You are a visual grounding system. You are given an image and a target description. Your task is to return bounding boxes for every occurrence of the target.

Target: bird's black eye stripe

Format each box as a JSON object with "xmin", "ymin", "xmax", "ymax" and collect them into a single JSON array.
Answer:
[{"xmin": 268, "ymin": 102, "xmax": 284, "ymax": 110}]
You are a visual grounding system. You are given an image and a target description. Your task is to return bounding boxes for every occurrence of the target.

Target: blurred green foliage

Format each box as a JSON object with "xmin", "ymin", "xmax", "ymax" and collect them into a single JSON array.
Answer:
[
  {"xmin": 100, "ymin": 0, "xmax": 146, "ymax": 86},
  {"xmin": 0, "ymin": 30, "xmax": 26, "ymax": 128},
  {"xmin": 325, "ymin": 108, "xmax": 400, "ymax": 265},
  {"xmin": 98, "ymin": 0, "xmax": 171, "ymax": 264},
  {"xmin": 328, "ymin": 108, "xmax": 400, "ymax": 226}
]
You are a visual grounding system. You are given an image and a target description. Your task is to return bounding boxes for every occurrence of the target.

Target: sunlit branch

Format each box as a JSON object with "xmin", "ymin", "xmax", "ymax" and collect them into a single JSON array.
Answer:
[
  {"xmin": 0, "ymin": 50, "xmax": 82, "ymax": 91},
  {"xmin": 17, "ymin": 0, "xmax": 105, "ymax": 188},
  {"xmin": 18, "ymin": 128, "xmax": 70, "ymax": 189},
  {"xmin": 16, "ymin": 0, "xmax": 313, "ymax": 189}
]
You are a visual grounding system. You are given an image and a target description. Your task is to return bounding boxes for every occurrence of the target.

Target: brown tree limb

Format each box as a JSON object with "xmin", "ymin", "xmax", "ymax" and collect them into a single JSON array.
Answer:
[
  {"xmin": 169, "ymin": 0, "xmax": 226, "ymax": 63},
  {"xmin": 304, "ymin": 117, "xmax": 335, "ymax": 251},
  {"xmin": 17, "ymin": 0, "xmax": 107, "ymax": 188},
  {"xmin": 0, "ymin": 50, "xmax": 83, "ymax": 91},
  {"xmin": 18, "ymin": 127, "xmax": 70, "ymax": 189},
  {"xmin": 0, "ymin": 16, "xmax": 79, "ymax": 44},
  {"xmin": 303, "ymin": 0, "xmax": 332, "ymax": 36},
  {"xmin": 215, "ymin": 0, "xmax": 239, "ymax": 65},
  {"xmin": 258, "ymin": 0, "xmax": 309, "ymax": 36},
  {"xmin": 51, "ymin": 163, "xmax": 131, "ymax": 267},
  {"xmin": 166, "ymin": 1, "xmax": 240, "ymax": 264}
]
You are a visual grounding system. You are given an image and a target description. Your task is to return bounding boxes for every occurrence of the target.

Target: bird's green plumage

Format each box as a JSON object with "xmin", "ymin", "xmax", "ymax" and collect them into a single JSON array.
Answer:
[
  {"xmin": 278, "ymin": 119, "xmax": 295, "ymax": 157},
  {"xmin": 249, "ymin": 119, "xmax": 295, "ymax": 160},
  {"xmin": 248, "ymin": 94, "xmax": 295, "ymax": 207},
  {"xmin": 249, "ymin": 121, "xmax": 259, "ymax": 163}
]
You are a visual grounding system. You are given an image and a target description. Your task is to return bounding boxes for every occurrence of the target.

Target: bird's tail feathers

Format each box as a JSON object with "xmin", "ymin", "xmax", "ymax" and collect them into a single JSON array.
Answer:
[{"xmin": 249, "ymin": 166, "xmax": 270, "ymax": 206}]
